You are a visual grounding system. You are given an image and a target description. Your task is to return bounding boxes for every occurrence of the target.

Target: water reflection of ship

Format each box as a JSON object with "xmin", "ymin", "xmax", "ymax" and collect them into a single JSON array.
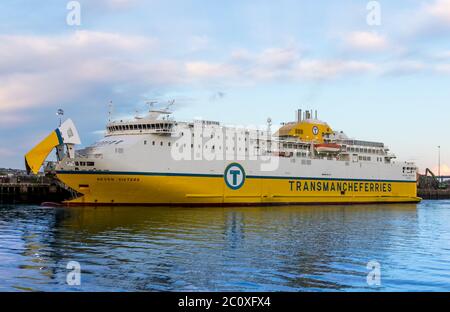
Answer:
[
  {"xmin": 11, "ymin": 203, "xmax": 419, "ymax": 290},
  {"xmin": 48, "ymin": 204, "xmax": 419, "ymax": 290}
]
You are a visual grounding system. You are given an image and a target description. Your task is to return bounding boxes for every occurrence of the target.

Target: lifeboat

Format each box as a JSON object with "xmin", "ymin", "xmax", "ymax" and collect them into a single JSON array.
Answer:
[{"xmin": 315, "ymin": 143, "xmax": 341, "ymax": 153}]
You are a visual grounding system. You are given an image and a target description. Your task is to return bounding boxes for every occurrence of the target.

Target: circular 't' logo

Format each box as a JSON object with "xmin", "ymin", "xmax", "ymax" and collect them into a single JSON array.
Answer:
[
  {"xmin": 312, "ymin": 126, "xmax": 319, "ymax": 135},
  {"xmin": 224, "ymin": 163, "xmax": 246, "ymax": 190}
]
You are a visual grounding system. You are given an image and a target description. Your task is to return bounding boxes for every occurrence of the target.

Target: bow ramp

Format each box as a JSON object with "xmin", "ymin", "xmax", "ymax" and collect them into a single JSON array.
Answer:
[{"xmin": 25, "ymin": 119, "xmax": 81, "ymax": 174}]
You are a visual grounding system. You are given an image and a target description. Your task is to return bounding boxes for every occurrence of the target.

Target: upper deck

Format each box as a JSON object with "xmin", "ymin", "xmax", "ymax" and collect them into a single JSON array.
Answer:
[{"xmin": 95, "ymin": 107, "xmax": 405, "ymax": 167}]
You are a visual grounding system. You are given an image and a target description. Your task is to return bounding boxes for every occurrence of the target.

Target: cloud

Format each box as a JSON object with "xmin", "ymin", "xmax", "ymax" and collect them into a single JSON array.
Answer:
[
  {"xmin": 431, "ymin": 50, "xmax": 450, "ymax": 60},
  {"xmin": 0, "ymin": 31, "xmax": 164, "ymax": 117},
  {"xmin": 403, "ymin": 0, "xmax": 450, "ymax": 37},
  {"xmin": 184, "ymin": 46, "xmax": 377, "ymax": 82},
  {"xmin": 0, "ymin": 147, "xmax": 16, "ymax": 157},
  {"xmin": 343, "ymin": 31, "xmax": 389, "ymax": 52},
  {"xmin": 433, "ymin": 164, "xmax": 450, "ymax": 175},
  {"xmin": 382, "ymin": 60, "xmax": 427, "ymax": 76},
  {"xmin": 425, "ymin": 0, "xmax": 450, "ymax": 26},
  {"xmin": 295, "ymin": 60, "xmax": 377, "ymax": 80},
  {"xmin": 188, "ymin": 35, "xmax": 210, "ymax": 52},
  {"xmin": 88, "ymin": 0, "xmax": 141, "ymax": 10},
  {"xmin": 434, "ymin": 63, "xmax": 450, "ymax": 73},
  {"xmin": 185, "ymin": 62, "xmax": 238, "ymax": 79},
  {"xmin": 0, "ymin": 31, "xmax": 428, "ymax": 128},
  {"xmin": 256, "ymin": 47, "xmax": 300, "ymax": 68}
]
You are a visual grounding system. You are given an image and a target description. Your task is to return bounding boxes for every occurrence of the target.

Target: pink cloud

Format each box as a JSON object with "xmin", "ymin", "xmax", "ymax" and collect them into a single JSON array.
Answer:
[
  {"xmin": 426, "ymin": 0, "xmax": 450, "ymax": 26},
  {"xmin": 343, "ymin": 31, "xmax": 389, "ymax": 52},
  {"xmin": 432, "ymin": 164, "xmax": 450, "ymax": 175}
]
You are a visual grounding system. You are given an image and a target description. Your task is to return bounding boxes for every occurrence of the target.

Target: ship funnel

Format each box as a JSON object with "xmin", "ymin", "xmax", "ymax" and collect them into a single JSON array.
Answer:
[{"xmin": 297, "ymin": 109, "xmax": 302, "ymax": 122}]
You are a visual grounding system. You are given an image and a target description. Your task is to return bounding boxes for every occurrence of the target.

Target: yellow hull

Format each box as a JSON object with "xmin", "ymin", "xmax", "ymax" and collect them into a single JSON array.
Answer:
[{"xmin": 57, "ymin": 172, "xmax": 421, "ymax": 205}]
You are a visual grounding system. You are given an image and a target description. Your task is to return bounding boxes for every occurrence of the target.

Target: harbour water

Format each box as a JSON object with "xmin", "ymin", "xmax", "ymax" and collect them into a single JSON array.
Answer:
[{"xmin": 1, "ymin": 201, "xmax": 450, "ymax": 292}]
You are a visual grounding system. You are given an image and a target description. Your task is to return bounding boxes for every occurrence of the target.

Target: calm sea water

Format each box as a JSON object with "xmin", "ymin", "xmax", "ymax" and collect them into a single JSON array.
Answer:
[{"xmin": 1, "ymin": 201, "xmax": 450, "ymax": 292}]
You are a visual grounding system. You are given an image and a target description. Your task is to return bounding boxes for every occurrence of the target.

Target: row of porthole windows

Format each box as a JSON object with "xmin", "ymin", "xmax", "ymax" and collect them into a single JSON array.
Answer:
[
  {"xmin": 75, "ymin": 161, "xmax": 95, "ymax": 166},
  {"xmin": 95, "ymin": 140, "xmax": 123, "ymax": 146},
  {"xmin": 143, "ymin": 140, "xmax": 249, "ymax": 152},
  {"xmin": 348, "ymin": 146, "xmax": 384, "ymax": 154},
  {"xmin": 181, "ymin": 132, "xmax": 250, "ymax": 142},
  {"xmin": 359, "ymin": 156, "xmax": 372, "ymax": 161},
  {"xmin": 108, "ymin": 123, "xmax": 172, "ymax": 131},
  {"xmin": 403, "ymin": 167, "xmax": 416, "ymax": 173},
  {"xmin": 144, "ymin": 140, "xmax": 171, "ymax": 147},
  {"xmin": 283, "ymin": 143, "xmax": 309, "ymax": 150}
]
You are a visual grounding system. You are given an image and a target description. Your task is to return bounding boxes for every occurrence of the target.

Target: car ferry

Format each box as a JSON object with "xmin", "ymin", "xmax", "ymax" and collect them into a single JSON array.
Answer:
[{"xmin": 25, "ymin": 107, "xmax": 421, "ymax": 205}]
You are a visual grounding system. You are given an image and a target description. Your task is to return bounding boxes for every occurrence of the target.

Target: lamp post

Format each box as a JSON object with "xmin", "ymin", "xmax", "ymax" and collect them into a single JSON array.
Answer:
[
  {"xmin": 57, "ymin": 108, "xmax": 64, "ymax": 127},
  {"xmin": 438, "ymin": 146, "xmax": 441, "ymax": 183}
]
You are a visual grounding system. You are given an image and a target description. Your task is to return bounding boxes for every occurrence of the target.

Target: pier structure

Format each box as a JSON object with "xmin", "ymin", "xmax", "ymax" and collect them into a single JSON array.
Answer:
[
  {"xmin": 0, "ymin": 182, "xmax": 74, "ymax": 204},
  {"xmin": 0, "ymin": 167, "xmax": 75, "ymax": 204},
  {"xmin": 417, "ymin": 169, "xmax": 450, "ymax": 200}
]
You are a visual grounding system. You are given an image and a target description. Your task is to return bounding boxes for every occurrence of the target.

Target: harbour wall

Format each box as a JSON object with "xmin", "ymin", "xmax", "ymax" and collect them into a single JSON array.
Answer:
[
  {"xmin": 0, "ymin": 182, "xmax": 73, "ymax": 204},
  {"xmin": 417, "ymin": 189, "xmax": 450, "ymax": 200}
]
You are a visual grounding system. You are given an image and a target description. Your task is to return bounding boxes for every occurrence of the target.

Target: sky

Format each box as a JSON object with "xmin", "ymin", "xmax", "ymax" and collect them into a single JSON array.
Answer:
[{"xmin": 0, "ymin": 0, "xmax": 449, "ymax": 174}]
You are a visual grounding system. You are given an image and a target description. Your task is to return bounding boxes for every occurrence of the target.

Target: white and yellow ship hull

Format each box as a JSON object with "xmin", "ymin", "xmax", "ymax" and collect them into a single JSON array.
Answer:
[
  {"xmin": 25, "ymin": 116, "xmax": 421, "ymax": 206},
  {"xmin": 55, "ymin": 168, "xmax": 420, "ymax": 206}
]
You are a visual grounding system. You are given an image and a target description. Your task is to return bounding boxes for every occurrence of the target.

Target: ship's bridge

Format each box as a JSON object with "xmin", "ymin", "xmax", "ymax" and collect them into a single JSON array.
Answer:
[{"xmin": 105, "ymin": 109, "xmax": 176, "ymax": 136}]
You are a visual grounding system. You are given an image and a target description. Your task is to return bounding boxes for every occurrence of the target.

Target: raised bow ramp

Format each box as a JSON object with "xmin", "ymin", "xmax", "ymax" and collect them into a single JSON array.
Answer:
[{"xmin": 25, "ymin": 119, "xmax": 81, "ymax": 174}]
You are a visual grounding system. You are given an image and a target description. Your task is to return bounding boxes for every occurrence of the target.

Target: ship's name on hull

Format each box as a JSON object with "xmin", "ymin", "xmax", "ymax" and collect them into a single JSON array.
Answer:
[
  {"xmin": 288, "ymin": 180, "xmax": 393, "ymax": 193},
  {"xmin": 96, "ymin": 177, "xmax": 141, "ymax": 183}
]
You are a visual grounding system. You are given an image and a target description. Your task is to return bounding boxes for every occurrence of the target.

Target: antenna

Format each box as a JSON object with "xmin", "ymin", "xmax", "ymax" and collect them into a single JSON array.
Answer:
[
  {"xmin": 145, "ymin": 100, "xmax": 158, "ymax": 111},
  {"xmin": 267, "ymin": 117, "xmax": 272, "ymax": 133},
  {"xmin": 108, "ymin": 100, "xmax": 113, "ymax": 122},
  {"xmin": 165, "ymin": 99, "xmax": 175, "ymax": 111},
  {"xmin": 56, "ymin": 108, "xmax": 64, "ymax": 127}
]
